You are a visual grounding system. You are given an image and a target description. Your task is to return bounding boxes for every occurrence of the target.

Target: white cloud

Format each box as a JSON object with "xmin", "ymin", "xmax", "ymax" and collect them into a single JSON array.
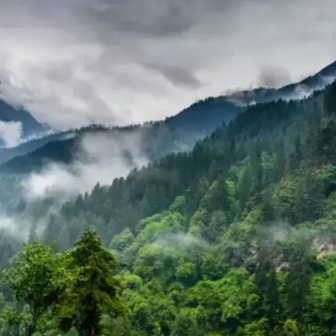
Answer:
[
  {"xmin": 21, "ymin": 130, "xmax": 148, "ymax": 199},
  {"xmin": 0, "ymin": 215, "xmax": 30, "ymax": 241},
  {"xmin": 0, "ymin": 121, "xmax": 23, "ymax": 148}
]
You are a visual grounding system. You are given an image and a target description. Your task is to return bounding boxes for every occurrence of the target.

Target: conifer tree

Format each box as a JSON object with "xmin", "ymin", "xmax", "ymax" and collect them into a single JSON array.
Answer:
[{"xmin": 58, "ymin": 228, "xmax": 127, "ymax": 336}]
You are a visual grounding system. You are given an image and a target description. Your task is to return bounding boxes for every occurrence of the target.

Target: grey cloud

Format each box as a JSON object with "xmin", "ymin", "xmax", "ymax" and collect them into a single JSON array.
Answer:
[
  {"xmin": 0, "ymin": 0, "xmax": 215, "ymax": 37},
  {"xmin": 0, "ymin": 121, "xmax": 22, "ymax": 148},
  {"xmin": 71, "ymin": 0, "xmax": 240, "ymax": 38},
  {"xmin": 143, "ymin": 62, "xmax": 202, "ymax": 88},
  {"xmin": 0, "ymin": 0, "xmax": 336, "ymax": 130},
  {"xmin": 0, "ymin": 215, "xmax": 30, "ymax": 241},
  {"xmin": 257, "ymin": 66, "xmax": 292, "ymax": 88},
  {"xmin": 86, "ymin": 0, "xmax": 192, "ymax": 37}
]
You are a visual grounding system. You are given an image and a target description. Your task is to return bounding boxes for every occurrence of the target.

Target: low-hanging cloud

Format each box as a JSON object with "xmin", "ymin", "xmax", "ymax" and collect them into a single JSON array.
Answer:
[
  {"xmin": 156, "ymin": 232, "xmax": 209, "ymax": 248},
  {"xmin": 257, "ymin": 66, "xmax": 292, "ymax": 88},
  {"xmin": 284, "ymin": 75, "xmax": 336, "ymax": 101},
  {"xmin": 21, "ymin": 130, "xmax": 148, "ymax": 199},
  {"xmin": 0, "ymin": 215, "xmax": 31, "ymax": 241},
  {"xmin": 0, "ymin": 121, "xmax": 23, "ymax": 148}
]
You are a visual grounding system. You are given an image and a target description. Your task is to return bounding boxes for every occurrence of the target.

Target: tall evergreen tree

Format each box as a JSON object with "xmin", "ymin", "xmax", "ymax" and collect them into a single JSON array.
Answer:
[
  {"xmin": 324, "ymin": 81, "xmax": 336, "ymax": 116},
  {"xmin": 237, "ymin": 161, "xmax": 252, "ymax": 213},
  {"xmin": 285, "ymin": 238, "xmax": 313, "ymax": 325},
  {"xmin": 42, "ymin": 214, "xmax": 60, "ymax": 246},
  {"xmin": 255, "ymin": 242, "xmax": 281, "ymax": 328},
  {"xmin": 58, "ymin": 228, "xmax": 127, "ymax": 336}
]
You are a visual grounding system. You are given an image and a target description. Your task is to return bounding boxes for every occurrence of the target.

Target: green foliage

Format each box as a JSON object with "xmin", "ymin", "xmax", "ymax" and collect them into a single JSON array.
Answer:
[
  {"xmin": 57, "ymin": 228, "xmax": 127, "ymax": 336},
  {"xmin": 3, "ymin": 241, "xmax": 70, "ymax": 336},
  {"xmin": 176, "ymin": 263, "xmax": 197, "ymax": 286},
  {"xmin": 244, "ymin": 318, "xmax": 269, "ymax": 336},
  {"xmin": 110, "ymin": 229, "xmax": 135, "ymax": 252},
  {"xmin": 170, "ymin": 309, "xmax": 200, "ymax": 336},
  {"xmin": 283, "ymin": 319, "xmax": 299, "ymax": 336},
  {"xmin": 4, "ymin": 83, "xmax": 336, "ymax": 335},
  {"xmin": 255, "ymin": 242, "xmax": 280, "ymax": 326},
  {"xmin": 0, "ymin": 304, "xmax": 22, "ymax": 336},
  {"xmin": 324, "ymin": 81, "xmax": 336, "ymax": 115}
]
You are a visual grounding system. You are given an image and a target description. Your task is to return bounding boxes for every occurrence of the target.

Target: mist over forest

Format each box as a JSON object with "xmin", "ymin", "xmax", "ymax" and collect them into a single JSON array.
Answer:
[{"xmin": 1, "ymin": 1, "xmax": 336, "ymax": 335}]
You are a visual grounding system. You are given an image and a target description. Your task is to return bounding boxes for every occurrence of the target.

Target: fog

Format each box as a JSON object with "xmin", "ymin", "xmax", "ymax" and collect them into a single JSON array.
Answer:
[
  {"xmin": 156, "ymin": 232, "xmax": 209, "ymax": 249},
  {"xmin": 0, "ymin": 120, "xmax": 22, "ymax": 148},
  {"xmin": 0, "ymin": 215, "xmax": 30, "ymax": 241},
  {"xmin": 21, "ymin": 131, "xmax": 148, "ymax": 199}
]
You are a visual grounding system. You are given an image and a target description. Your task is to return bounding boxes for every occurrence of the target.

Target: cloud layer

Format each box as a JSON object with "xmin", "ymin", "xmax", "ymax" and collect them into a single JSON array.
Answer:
[
  {"xmin": 0, "ymin": 121, "xmax": 23, "ymax": 148},
  {"xmin": 0, "ymin": 0, "xmax": 335, "ymax": 130},
  {"xmin": 21, "ymin": 130, "xmax": 148, "ymax": 199}
]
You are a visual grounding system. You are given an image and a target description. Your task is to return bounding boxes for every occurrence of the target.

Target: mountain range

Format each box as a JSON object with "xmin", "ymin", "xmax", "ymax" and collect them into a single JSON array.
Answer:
[
  {"xmin": 2, "ymin": 55, "xmax": 336, "ymax": 336},
  {"xmin": 0, "ymin": 59, "xmax": 336, "ymax": 173},
  {"xmin": 1, "ymin": 67, "xmax": 336, "ymax": 336}
]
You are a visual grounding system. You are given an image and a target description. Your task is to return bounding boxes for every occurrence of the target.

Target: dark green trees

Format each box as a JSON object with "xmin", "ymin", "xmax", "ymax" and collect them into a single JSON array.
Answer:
[
  {"xmin": 324, "ymin": 81, "xmax": 336, "ymax": 115},
  {"xmin": 285, "ymin": 238, "xmax": 313, "ymax": 324},
  {"xmin": 3, "ymin": 228, "xmax": 127, "ymax": 336},
  {"xmin": 3, "ymin": 80, "xmax": 336, "ymax": 336},
  {"xmin": 255, "ymin": 242, "xmax": 280, "ymax": 328},
  {"xmin": 58, "ymin": 228, "xmax": 127, "ymax": 336}
]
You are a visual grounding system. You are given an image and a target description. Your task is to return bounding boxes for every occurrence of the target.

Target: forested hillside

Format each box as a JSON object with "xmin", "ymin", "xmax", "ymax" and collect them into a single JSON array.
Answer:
[
  {"xmin": 2, "ymin": 58, "xmax": 336, "ymax": 173},
  {"xmin": 0, "ymin": 98, "xmax": 241, "ymax": 173},
  {"xmin": 1, "ymin": 82, "xmax": 336, "ymax": 335}
]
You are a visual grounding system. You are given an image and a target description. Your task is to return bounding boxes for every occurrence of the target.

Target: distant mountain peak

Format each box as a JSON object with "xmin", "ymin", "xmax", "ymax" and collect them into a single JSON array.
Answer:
[{"xmin": 317, "ymin": 59, "xmax": 336, "ymax": 77}]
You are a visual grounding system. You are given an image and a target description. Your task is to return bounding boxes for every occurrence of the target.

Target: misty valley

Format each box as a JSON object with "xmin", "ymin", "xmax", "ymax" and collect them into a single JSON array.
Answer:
[{"xmin": 1, "ymin": 47, "xmax": 336, "ymax": 336}]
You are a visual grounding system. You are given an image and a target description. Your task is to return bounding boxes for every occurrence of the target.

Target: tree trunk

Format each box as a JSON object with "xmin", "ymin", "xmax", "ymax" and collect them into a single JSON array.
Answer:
[{"xmin": 26, "ymin": 323, "xmax": 36, "ymax": 336}]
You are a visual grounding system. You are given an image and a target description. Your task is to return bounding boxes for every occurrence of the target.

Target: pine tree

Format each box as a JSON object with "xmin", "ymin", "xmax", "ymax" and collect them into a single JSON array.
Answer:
[
  {"xmin": 58, "ymin": 228, "xmax": 127, "ymax": 336},
  {"xmin": 275, "ymin": 142, "xmax": 286, "ymax": 180},
  {"xmin": 324, "ymin": 80, "xmax": 336, "ymax": 115},
  {"xmin": 255, "ymin": 242, "xmax": 281, "ymax": 328},
  {"xmin": 57, "ymin": 223, "xmax": 71, "ymax": 252},
  {"xmin": 285, "ymin": 238, "xmax": 313, "ymax": 324},
  {"xmin": 209, "ymin": 175, "xmax": 229, "ymax": 213},
  {"xmin": 317, "ymin": 118, "xmax": 336, "ymax": 164},
  {"xmin": 237, "ymin": 161, "xmax": 252, "ymax": 213},
  {"xmin": 251, "ymin": 145, "xmax": 263, "ymax": 198},
  {"xmin": 42, "ymin": 214, "xmax": 60, "ymax": 246}
]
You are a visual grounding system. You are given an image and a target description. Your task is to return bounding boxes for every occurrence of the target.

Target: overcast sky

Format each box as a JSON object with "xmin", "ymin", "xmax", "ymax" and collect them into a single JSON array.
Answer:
[{"xmin": 0, "ymin": 0, "xmax": 335, "ymax": 130}]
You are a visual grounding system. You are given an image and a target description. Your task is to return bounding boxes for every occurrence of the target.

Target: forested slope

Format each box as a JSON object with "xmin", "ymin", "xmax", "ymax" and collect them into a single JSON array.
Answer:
[
  {"xmin": 3, "ymin": 58, "xmax": 336, "ymax": 173},
  {"xmin": 1, "ymin": 83, "xmax": 336, "ymax": 335},
  {"xmin": 23, "ymin": 86, "xmax": 331, "ymax": 240},
  {"xmin": 0, "ymin": 98, "xmax": 241, "ymax": 173}
]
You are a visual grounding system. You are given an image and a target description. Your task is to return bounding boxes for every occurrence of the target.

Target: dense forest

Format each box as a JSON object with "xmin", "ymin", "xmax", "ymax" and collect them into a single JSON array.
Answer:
[{"xmin": 1, "ymin": 82, "xmax": 336, "ymax": 335}]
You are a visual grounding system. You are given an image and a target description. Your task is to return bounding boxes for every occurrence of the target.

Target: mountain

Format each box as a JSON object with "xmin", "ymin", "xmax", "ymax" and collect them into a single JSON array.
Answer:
[
  {"xmin": 2, "ymin": 80, "xmax": 336, "ymax": 335},
  {"xmin": 0, "ymin": 129, "xmax": 78, "ymax": 164},
  {"xmin": 0, "ymin": 99, "xmax": 242, "ymax": 172},
  {"xmin": 0, "ymin": 99, "xmax": 46, "ymax": 137},
  {"xmin": 1, "ymin": 59, "xmax": 336, "ymax": 173},
  {"xmin": 302, "ymin": 59, "xmax": 336, "ymax": 85}
]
